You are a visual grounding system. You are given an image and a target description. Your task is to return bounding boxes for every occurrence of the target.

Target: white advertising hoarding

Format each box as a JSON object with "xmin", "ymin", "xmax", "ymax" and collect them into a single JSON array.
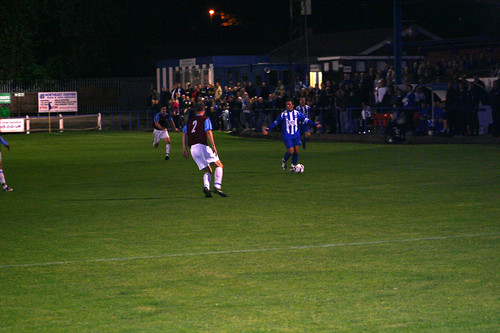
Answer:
[
  {"xmin": 0, "ymin": 118, "xmax": 25, "ymax": 133},
  {"xmin": 38, "ymin": 92, "xmax": 78, "ymax": 113}
]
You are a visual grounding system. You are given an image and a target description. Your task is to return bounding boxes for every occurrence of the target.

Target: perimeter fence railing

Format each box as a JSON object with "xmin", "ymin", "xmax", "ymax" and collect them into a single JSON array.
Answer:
[
  {"xmin": 12, "ymin": 104, "xmax": 493, "ymax": 136},
  {"xmin": 75, "ymin": 107, "xmax": 423, "ymax": 134}
]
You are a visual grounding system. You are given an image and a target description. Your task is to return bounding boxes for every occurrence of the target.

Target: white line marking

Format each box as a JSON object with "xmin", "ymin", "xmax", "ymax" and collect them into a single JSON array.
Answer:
[{"xmin": 0, "ymin": 233, "xmax": 498, "ymax": 269}]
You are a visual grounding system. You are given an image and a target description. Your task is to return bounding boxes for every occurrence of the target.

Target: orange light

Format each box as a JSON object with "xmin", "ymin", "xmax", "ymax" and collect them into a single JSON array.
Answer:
[{"xmin": 209, "ymin": 9, "xmax": 215, "ymax": 16}]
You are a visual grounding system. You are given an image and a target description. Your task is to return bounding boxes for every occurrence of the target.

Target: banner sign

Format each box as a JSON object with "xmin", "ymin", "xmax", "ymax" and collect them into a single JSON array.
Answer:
[
  {"xmin": 0, "ymin": 93, "xmax": 11, "ymax": 104},
  {"xmin": 0, "ymin": 118, "xmax": 25, "ymax": 133},
  {"xmin": 179, "ymin": 58, "xmax": 196, "ymax": 67},
  {"xmin": 38, "ymin": 92, "xmax": 78, "ymax": 113}
]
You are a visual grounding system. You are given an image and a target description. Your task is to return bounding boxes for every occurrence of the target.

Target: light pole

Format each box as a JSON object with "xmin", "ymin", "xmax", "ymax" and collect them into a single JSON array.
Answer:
[{"xmin": 209, "ymin": 9, "xmax": 214, "ymax": 26}]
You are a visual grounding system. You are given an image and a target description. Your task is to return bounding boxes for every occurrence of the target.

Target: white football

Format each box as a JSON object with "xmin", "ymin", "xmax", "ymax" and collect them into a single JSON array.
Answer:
[{"xmin": 294, "ymin": 164, "xmax": 304, "ymax": 174}]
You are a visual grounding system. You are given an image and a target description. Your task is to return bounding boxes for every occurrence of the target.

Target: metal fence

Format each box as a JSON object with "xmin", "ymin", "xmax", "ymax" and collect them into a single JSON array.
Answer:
[
  {"xmin": 0, "ymin": 77, "xmax": 155, "ymax": 112},
  {"xmin": 100, "ymin": 110, "xmax": 154, "ymax": 131},
  {"xmin": 89, "ymin": 107, "xmax": 419, "ymax": 134}
]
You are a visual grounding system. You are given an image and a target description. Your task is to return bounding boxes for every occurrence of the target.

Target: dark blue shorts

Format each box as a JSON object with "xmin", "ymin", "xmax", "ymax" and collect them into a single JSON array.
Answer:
[
  {"xmin": 299, "ymin": 124, "xmax": 310, "ymax": 135},
  {"xmin": 283, "ymin": 137, "xmax": 301, "ymax": 149}
]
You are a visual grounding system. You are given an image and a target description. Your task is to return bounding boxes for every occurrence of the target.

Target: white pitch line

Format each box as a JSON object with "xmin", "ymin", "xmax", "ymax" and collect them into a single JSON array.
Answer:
[{"xmin": 0, "ymin": 232, "xmax": 498, "ymax": 269}]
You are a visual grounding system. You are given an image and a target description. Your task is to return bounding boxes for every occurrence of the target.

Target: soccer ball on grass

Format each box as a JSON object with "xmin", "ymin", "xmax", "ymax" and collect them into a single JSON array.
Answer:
[{"xmin": 294, "ymin": 164, "xmax": 304, "ymax": 174}]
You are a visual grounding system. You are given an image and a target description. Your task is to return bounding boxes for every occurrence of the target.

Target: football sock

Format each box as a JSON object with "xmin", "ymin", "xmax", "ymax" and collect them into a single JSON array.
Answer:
[
  {"xmin": 0, "ymin": 169, "xmax": 5, "ymax": 186},
  {"xmin": 283, "ymin": 151, "xmax": 291, "ymax": 162},
  {"xmin": 203, "ymin": 172, "xmax": 211, "ymax": 189},
  {"xmin": 292, "ymin": 153, "xmax": 299, "ymax": 165},
  {"xmin": 214, "ymin": 167, "xmax": 223, "ymax": 189},
  {"xmin": 166, "ymin": 144, "xmax": 170, "ymax": 155}
]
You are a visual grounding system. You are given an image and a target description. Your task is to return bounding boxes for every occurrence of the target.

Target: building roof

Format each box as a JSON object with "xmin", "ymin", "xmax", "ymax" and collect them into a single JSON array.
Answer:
[
  {"xmin": 268, "ymin": 25, "xmax": 441, "ymax": 63},
  {"xmin": 157, "ymin": 55, "xmax": 269, "ymax": 68}
]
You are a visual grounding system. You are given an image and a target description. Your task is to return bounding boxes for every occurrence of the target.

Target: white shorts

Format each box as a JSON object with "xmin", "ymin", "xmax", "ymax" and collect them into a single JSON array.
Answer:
[
  {"xmin": 153, "ymin": 129, "xmax": 170, "ymax": 145},
  {"xmin": 190, "ymin": 143, "xmax": 219, "ymax": 170}
]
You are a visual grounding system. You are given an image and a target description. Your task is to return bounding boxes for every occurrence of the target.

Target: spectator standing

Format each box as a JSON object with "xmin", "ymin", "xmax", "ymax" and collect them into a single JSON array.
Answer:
[
  {"xmin": 466, "ymin": 77, "xmax": 486, "ymax": 135},
  {"xmin": 339, "ymin": 73, "xmax": 351, "ymax": 91},
  {"xmin": 360, "ymin": 101, "xmax": 372, "ymax": 134},
  {"xmin": 373, "ymin": 79, "xmax": 387, "ymax": 107},
  {"xmin": 416, "ymin": 102, "xmax": 431, "ymax": 135},
  {"xmin": 149, "ymin": 89, "xmax": 159, "ymax": 110},
  {"xmin": 180, "ymin": 95, "xmax": 193, "ymax": 126},
  {"xmin": 242, "ymin": 95, "xmax": 253, "ymax": 130},
  {"xmin": 171, "ymin": 83, "xmax": 184, "ymax": 100},
  {"xmin": 311, "ymin": 83, "xmax": 321, "ymax": 99},
  {"xmin": 433, "ymin": 101, "xmax": 447, "ymax": 134},
  {"xmin": 247, "ymin": 82, "xmax": 257, "ymax": 98},
  {"xmin": 275, "ymin": 90, "xmax": 287, "ymax": 110},
  {"xmin": 159, "ymin": 87, "xmax": 169, "ymax": 107},
  {"xmin": 266, "ymin": 93, "xmax": 278, "ymax": 124},
  {"xmin": 465, "ymin": 81, "xmax": 481, "ymax": 135},
  {"xmin": 218, "ymin": 97, "xmax": 231, "ymax": 131},
  {"xmin": 316, "ymin": 84, "xmax": 330, "ymax": 133},
  {"xmin": 391, "ymin": 87, "xmax": 404, "ymax": 109},
  {"xmin": 372, "ymin": 79, "xmax": 387, "ymax": 132},
  {"xmin": 253, "ymin": 96, "xmax": 266, "ymax": 131},
  {"xmin": 200, "ymin": 84, "xmax": 210, "ymax": 98},
  {"xmin": 214, "ymin": 82, "xmax": 223, "ymax": 102},
  {"xmin": 274, "ymin": 80, "xmax": 285, "ymax": 96},
  {"xmin": 191, "ymin": 85, "xmax": 200, "ymax": 101},
  {"xmin": 444, "ymin": 81, "xmax": 457, "ymax": 135},
  {"xmin": 489, "ymin": 79, "xmax": 500, "ymax": 136},
  {"xmin": 367, "ymin": 67, "xmax": 377, "ymax": 89},
  {"xmin": 336, "ymin": 89, "xmax": 349, "ymax": 133},
  {"xmin": 171, "ymin": 98, "xmax": 181, "ymax": 128},
  {"xmin": 358, "ymin": 72, "xmax": 372, "ymax": 104},
  {"xmin": 207, "ymin": 83, "xmax": 215, "ymax": 97},
  {"xmin": 228, "ymin": 95, "xmax": 241, "ymax": 133},
  {"xmin": 402, "ymin": 84, "xmax": 417, "ymax": 133},
  {"xmin": 185, "ymin": 83, "xmax": 194, "ymax": 98},
  {"xmin": 383, "ymin": 85, "xmax": 395, "ymax": 108},
  {"xmin": 294, "ymin": 76, "xmax": 307, "ymax": 95},
  {"xmin": 455, "ymin": 82, "xmax": 468, "ymax": 136},
  {"xmin": 204, "ymin": 97, "xmax": 218, "ymax": 131},
  {"xmin": 259, "ymin": 82, "xmax": 270, "ymax": 99}
]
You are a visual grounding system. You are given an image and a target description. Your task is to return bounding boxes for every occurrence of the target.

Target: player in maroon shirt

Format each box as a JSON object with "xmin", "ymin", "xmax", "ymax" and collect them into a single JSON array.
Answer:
[{"xmin": 182, "ymin": 102, "xmax": 227, "ymax": 197}]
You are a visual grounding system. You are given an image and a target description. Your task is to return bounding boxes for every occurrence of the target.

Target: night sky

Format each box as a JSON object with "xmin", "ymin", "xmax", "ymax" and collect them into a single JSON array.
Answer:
[
  {"xmin": 151, "ymin": 0, "xmax": 499, "ymax": 57},
  {"xmin": 1, "ymin": 0, "xmax": 499, "ymax": 79}
]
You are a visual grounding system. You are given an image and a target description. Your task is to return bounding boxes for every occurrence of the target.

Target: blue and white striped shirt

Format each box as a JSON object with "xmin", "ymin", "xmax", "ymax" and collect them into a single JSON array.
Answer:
[
  {"xmin": 295, "ymin": 104, "xmax": 311, "ymax": 119},
  {"xmin": 268, "ymin": 110, "xmax": 315, "ymax": 139}
]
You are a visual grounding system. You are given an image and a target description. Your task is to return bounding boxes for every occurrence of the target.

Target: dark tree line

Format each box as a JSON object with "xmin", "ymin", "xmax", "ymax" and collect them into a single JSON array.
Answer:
[
  {"xmin": 0, "ymin": 0, "xmax": 174, "ymax": 82},
  {"xmin": 0, "ymin": 0, "xmax": 283, "ymax": 83},
  {"xmin": 0, "ymin": 0, "xmax": 498, "ymax": 84}
]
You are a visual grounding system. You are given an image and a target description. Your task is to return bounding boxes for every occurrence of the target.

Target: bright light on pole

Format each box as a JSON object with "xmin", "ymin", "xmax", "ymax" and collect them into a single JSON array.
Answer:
[{"xmin": 209, "ymin": 9, "xmax": 215, "ymax": 25}]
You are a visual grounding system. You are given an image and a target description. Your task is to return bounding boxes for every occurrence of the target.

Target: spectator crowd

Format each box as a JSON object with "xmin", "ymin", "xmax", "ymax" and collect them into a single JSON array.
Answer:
[{"xmin": 149, "ymin": 55, "xmax": 500, "ymax": 138}]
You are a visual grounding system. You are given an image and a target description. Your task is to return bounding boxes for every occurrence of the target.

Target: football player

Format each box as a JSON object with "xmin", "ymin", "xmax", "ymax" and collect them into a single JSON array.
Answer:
[
  {"xmin": 182, "ymin": 102, "xmax": 227, "ymax": 197},
  {"xmin": 0, "ymin": 135, "xmax": 13, "ymax": 191},
  {"xmin": 153, "ymin": 106, "xmax": 178, "ymax": 160},
  {"xmin": 263, "ymin": 99, "xmax": 321, "ymax": 171}
]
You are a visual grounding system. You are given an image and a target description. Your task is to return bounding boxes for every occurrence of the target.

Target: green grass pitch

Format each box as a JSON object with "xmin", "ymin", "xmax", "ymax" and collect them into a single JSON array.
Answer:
[{"xmin": 0, "ymin": 131, "xmax": 499, "ymax": 332}]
